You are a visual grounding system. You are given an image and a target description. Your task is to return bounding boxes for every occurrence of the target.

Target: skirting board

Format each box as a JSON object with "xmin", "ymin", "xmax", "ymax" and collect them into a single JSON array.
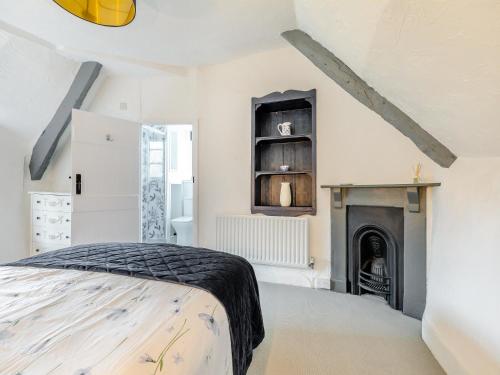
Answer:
[
  {"xmin": 314, "ymin": 278, "xmax": 331, "ymax": 290},
  {"xmin": 253, "ymin": 264, "xmax": 330, "ymax": 290},
  {"xmin": 422, "ymin": 315, "xmax": 500, "ymax": 374}
]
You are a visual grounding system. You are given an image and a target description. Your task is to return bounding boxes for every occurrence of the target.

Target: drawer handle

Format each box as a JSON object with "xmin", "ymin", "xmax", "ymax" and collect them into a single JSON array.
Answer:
[
  {"xmin": 66, "ymin": 219, "xmax": 70, "ymax": 223},
  {"xmin": 36, "ymin": 201, "xmax": 41, "ymax": 204},
  {"xmin": 36, "ymin": 233, "xmax": 41, "ymax": 236},
  {"xmin": 36, "ymin": 217, "xmax": 41, "ymax": 220},
  {"xmin": 35, "ymin": 249, "xmax": 40, "ymax": 253},
  {"xmin": 66, "ymin": 202, "xmax": 71, "ymax": 206},
  {"xmin": 48, "ymin": 217, "xmax": 64, "ymax": 224},
  {"xmin": 65, "ymin": 236, "xmax": 70, "ymax": 239}
]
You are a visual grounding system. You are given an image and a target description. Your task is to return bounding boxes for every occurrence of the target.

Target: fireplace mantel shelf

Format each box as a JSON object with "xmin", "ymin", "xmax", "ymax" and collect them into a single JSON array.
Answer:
[
  {"xmin": 321, "ymin": 182, "xmax": 441, "ymax": 189},
  {"xmin": 321, "ymin": 182, "xmax": 441, "ymax": 213}
]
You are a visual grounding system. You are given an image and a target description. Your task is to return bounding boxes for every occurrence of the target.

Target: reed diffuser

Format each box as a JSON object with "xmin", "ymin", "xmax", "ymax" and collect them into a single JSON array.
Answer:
[{"xmin": 413, "ymin": 163, "xmax": 422, "ymax": 183}]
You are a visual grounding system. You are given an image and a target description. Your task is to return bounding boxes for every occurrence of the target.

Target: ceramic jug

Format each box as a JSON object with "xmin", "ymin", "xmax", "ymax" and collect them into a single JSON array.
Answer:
[{"xmin": 277, "ymin": 122, "xmax": 292, "ymax": 136}]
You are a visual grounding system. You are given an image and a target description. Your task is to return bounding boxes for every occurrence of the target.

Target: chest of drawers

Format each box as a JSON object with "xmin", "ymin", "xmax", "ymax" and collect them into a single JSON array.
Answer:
[{"xmin": 30, "ymin": 192, "xmax": 72, "ymax": 256}]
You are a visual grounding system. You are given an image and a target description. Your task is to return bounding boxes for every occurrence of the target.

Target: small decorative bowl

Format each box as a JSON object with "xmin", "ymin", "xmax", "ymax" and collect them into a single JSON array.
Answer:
[{"xmin": 279, "ymin": 165, "xmax": 290, "ymax": 172}]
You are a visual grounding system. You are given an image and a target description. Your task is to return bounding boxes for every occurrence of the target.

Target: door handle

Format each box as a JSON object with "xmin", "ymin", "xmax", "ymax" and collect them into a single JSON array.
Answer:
[{"xmin": 76, "ymin": 174, "xmax": 82, "ymax": 195}]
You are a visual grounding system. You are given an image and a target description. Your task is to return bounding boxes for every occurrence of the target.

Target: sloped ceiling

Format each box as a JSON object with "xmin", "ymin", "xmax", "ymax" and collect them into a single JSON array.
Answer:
[
  {"xmin": 0, "ymin": 0, "xmax": 296, "ymax": 66},
  {"xmin": 0, "ymin": 0, "xmax": 296, "ymax": 142},
  {"xmin": 294, "ymin": 0, "xmax": 500, "ymax": 157},
  {"xmin": 0, "ymin": 28, "xmax": 78, "ymax": 143},
  {"xmin": 1, "ymin": 0, "xmax": 500, "ymax": 158}
]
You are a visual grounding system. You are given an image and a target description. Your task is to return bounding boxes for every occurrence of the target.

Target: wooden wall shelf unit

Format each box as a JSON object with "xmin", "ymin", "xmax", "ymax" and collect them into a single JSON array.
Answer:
[{"xmin": 251, "ymin": 89, "xmax": 317, "ymax": 216}]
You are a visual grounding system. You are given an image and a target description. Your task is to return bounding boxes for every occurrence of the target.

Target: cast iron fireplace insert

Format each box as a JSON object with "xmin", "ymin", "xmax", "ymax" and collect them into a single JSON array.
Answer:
[{"xmin": 347, "ymin": 205, "xmax": 404, "ymax": 310}]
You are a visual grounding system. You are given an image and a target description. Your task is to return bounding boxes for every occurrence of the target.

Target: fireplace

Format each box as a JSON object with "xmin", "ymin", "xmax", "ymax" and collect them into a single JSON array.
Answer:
[
  {"xmin": 347, "ymin": 206, "xmax": 404, "ymax": 311},
  {"xmin": 322, "ymin": 183, "xmax": 441, "ymax": 319}
]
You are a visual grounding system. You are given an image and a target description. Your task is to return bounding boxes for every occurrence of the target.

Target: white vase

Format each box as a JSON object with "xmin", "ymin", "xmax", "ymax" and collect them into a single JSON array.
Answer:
[{"xmin": 280, "ymin": 182, "xmax": 292, "ymax": 207}]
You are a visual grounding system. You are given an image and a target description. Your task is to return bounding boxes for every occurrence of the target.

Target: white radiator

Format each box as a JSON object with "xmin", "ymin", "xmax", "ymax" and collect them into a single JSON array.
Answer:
[{"xmin": 216, "ymin": 215, "xmax": 310, "ymax": 269}]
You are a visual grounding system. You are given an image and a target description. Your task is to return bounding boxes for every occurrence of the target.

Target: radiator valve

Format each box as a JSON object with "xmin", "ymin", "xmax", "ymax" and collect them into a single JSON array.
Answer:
[{"xmin": 309, "ymin": 256, "xmax": 315, "ymax": 269}]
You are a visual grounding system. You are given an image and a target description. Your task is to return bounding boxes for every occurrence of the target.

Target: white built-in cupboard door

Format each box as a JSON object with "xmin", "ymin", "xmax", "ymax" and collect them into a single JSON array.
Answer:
[{"xmin": 71, "ymin": 109, "xmax": 141, "ymax": 245}]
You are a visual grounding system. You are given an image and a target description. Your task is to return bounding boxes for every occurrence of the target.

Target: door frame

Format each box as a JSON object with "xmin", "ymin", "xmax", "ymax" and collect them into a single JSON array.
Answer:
[
  {"xmin": 191, "ymin": 120, "xmax": 199, "ymax": 246},
  {"xmin": 141, "ymin": 120, "xmax": 199, "ymax": 246}
]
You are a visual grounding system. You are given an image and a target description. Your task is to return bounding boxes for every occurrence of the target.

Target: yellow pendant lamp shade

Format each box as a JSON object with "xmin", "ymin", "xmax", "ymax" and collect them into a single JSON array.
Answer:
[{"xmin": 53, "ymin": 0, "xmax": 136, "ymax": 27}]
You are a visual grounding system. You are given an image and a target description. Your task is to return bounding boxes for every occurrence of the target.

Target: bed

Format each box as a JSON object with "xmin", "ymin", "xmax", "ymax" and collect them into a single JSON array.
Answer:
[{"xmin": 0, "ymin": 243, "xmax": 265, "ymax": 375}]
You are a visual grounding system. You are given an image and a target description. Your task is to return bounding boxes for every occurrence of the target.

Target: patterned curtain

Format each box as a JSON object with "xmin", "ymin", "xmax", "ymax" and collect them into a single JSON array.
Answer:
[{"xmin": 141, "ymin": 126, "xmax": 167, "ymax": 242}]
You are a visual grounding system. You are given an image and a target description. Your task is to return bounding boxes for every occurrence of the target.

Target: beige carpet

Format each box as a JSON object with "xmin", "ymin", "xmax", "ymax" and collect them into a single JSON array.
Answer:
[{"xmin": 248, "ymin": 282, "xmax": 444, "ymax": 375}]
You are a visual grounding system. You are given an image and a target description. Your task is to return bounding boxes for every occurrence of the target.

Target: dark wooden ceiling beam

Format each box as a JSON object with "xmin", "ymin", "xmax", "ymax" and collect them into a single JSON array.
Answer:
[
  {"xmin": 29, "ymin": 61, "xmax": 102, "ymax": 180},
  {"xmin": 282, "ymin": 29, "xmax": 457, "ymax": 168}
]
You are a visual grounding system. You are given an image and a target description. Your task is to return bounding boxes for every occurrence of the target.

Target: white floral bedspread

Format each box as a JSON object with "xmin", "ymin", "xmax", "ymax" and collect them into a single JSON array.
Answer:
[{"xmin": 0, "ymin": 266, "xmax": 232, "ymax": 375}]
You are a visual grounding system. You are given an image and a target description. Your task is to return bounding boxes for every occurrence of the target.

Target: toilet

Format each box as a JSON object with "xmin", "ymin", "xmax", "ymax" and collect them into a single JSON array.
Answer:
[
  {"xmin": 171, "ymin": 180, "xmax": 194, "ymax": 246},
  {"xmin": 171, "ymin": 216, "xmax": 193, "ymax": 246}
]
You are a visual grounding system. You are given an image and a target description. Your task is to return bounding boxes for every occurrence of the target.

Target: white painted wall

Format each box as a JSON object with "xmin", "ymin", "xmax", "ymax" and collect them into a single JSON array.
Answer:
[
  {"xmin": 196, "ymin": 46, "xmax": 438, "ymax": 287},
  {"xmin": 0, "ymin": 127, "xmax": 28, "ymax": 262},
  {"xmin": 423, "ymin": 157, "xmax": 500, "ymax": 374},
  {"xmin": 0, "ymin": 27, "xmax": 78, "ymax": 263},
  {"xmin": 0, "ymin": 28, "xmax": 78, "ymax": 143},
  {"xmin": 90, "ymin": 72, "xmax": 197, "ymax": 124},
  {"xmin": 24, "ymin": 127, "xmax": 73, "ymax": 194},
  {"xmin": 27, "ymin": 71, "xmax": 198, "ymax": 194}
]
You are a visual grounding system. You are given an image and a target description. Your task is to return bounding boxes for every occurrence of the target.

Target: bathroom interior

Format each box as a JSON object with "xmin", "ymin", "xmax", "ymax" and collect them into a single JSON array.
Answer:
[{"xmin": 141, "ymin": 124, "xmax": 193, "ymax": 246}]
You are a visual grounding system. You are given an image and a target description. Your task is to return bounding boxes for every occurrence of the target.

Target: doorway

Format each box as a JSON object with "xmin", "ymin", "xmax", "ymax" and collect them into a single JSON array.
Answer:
[{"xmin": 141, "ymin": 124, "xmax": 195, "ymax": 246}]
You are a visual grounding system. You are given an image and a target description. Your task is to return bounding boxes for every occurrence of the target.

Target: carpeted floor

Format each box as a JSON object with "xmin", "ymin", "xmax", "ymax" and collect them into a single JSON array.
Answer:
[{"xmin": 248, "ymin": 282, "xmax": 444, "ymax": 375}]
